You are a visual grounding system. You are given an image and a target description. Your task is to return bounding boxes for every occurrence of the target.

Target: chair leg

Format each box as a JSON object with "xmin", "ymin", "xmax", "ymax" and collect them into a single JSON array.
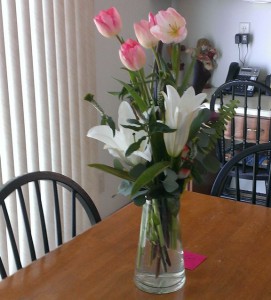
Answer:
[{"xmin": 0, "ymin": 257, "xmax": 7, "ymax": 279}]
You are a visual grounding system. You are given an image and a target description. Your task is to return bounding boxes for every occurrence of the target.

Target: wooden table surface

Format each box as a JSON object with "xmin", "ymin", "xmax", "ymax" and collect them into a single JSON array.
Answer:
[{"xmin": 1, "ymin": 191, "xmax": 271, "ymax": 300}]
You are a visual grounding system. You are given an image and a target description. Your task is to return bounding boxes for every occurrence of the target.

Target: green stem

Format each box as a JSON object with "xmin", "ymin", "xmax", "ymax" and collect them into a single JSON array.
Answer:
[
  {"xmin": 152, "ymin": 199, "xmax": 166, "ymax": 248},
  {"xmin": 169, "ymin": 214, "xmax": 179, "ymax": 249},
  {"xmin": 116, "ymin": 34, "xmax": 124, "ymax": 44},
  {"xmin": 152, "ymin": 47, "xmax": 162, "ymax": 72},
  {"xmin": 136, "ymin": 200, "xmax": 149, "ymax": 268},
  {"xmin": 171, "ymin": 44, "xmax": 180, "ymax": 85},
  {"xmin": 138, "ymin": 68, "xmax": 152, "ymax": 108}
]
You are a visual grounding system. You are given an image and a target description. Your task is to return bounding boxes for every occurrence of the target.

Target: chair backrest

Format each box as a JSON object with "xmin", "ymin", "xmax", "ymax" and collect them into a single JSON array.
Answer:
[
  {"xmin": 0, "ymin": 171, "xmax": 101, "ymax": 279},
  {"xmin": 210, "ymin": 80, "xmax": 271, "ymax": 164},
  {"xmin": 211, "ymin": 143, "xmax": 271, "ymax": 206}
]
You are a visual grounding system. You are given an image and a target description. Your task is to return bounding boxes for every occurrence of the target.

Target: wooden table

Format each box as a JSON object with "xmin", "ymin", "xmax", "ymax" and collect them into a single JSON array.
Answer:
[{"xmin": 1, "ymin": 191, "xmax": 271, "ymax": 300}]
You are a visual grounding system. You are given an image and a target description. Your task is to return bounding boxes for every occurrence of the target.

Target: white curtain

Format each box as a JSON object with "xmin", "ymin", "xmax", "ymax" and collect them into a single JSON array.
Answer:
[{"xmin": 0, "ymin": 0, "xmax": 99, "ymax": 277}]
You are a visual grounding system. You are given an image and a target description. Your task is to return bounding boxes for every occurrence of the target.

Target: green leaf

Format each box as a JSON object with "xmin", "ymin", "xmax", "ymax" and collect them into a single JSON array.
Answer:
[
  {"xmin": 131, "ymin": 161, "xmax": 170, "ymax": 196},
  {"xmin": 149, "ymin": 122, "xmax": 176, "ymax": 134},
  {"xmin": 101, "ymin": 115, "xmax": 107, "ymax": 125},
  {"xmin": 106, "ymin": 116, "xmax": 116, "ymax": 136},
  {"xmin": 189, "ymin": 108, "xmax": 211, "ymax": 140},
  {"xmin": 126, "ymin": 119, "xmax": 142, "ymax": 125},
  {"xmin": 121, "ymin": 124, "xmax": 143, "ymax": 131},
  {"xmin": 88, "ymin": 164, "xmax": 135, "ymax": 182},
  {"xmin": 147, "ymin": 184, "xmax": 167, "ymax": 199},
  {"xmin": 118, "ymin": 180, "xmax": 133, "ymax": 196},
  {"xmin": 162, "ymin": 169, "xmax": 179, "ymax": 193},
  {"xmin": 84, "ymin": 93, "xmax": 95, "ymax": 102},
  {"xmin": 113, "ymin": 159, "xmax": 124, "ymax": 170},
  {"xmin": 115, "ymin": 79, "xmax": 148, "ymax": 112},
  {"xmin": 197, "ymin": 132, "xmax": 210, "ymax": 148},
  {"xmin": 125, "ymin": 136, "xmax": 146, "ymax": 157},
  {"xmin": 129, "ymin": 164, "xmax": 146, "ymax": 178},
  {"xmin": 132, "ymin": 190, "xmax": 148, "ymax": 206}
]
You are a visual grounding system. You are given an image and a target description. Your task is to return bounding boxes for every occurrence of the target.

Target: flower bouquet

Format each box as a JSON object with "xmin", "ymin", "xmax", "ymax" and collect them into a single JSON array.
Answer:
[{"xmin": 85, "ymin": 6, "xmax": 237, "ymax": 294}]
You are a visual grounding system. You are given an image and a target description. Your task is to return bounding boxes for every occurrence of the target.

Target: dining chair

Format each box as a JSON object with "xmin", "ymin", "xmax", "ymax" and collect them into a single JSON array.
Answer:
[
  {"xmin": 0, "ymin": 171, "xmax": 101, "ymax": 279},
  {"xmin": 209, "ymin": 79, "xmax": 271, "ymax": 165},
  {"xmin": 211, "ymin": 143, "xmax": 271, "ymax": 206}
]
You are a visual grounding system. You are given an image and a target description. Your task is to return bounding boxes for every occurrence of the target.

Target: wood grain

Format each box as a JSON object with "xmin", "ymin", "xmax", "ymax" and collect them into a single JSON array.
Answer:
[{"xmin": 1, "ymin": 191, "xmax": 271, "ymax": 300}]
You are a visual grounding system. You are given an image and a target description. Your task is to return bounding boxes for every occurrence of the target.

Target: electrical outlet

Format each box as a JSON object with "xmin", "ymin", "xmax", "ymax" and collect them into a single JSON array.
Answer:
[{"xmin": 239, "ymin": 22, "xmax": 250, "ymax": 34}]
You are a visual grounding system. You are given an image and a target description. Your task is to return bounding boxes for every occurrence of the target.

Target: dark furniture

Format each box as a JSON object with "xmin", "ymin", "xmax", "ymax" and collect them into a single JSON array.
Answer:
[
  {"xmin": 0, "ymin": 171, "xmax": 101, "ymax": 279},
  {"xmin": 210, "ymin": 80, "xmax": 271, "ymax": 165},
  {"xmin": 211, "ymin": 143, "xmax": 271, "ymax": 206}
]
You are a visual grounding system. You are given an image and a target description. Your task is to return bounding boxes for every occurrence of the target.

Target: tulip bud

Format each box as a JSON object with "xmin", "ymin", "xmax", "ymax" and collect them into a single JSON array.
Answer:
[
  {"xmin": 134, "ymin": 13, "xmax": 159, "ymax": 49},
  {"xmin": 93, "ymin": 7, "xmax": 122, "ymax": 38},
  {"xmin": 119, "ymin": 39, "xmax": 146, "ymax": 71}
]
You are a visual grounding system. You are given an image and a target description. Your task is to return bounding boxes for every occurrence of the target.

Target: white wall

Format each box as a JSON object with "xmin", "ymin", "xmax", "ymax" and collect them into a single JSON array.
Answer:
[
  {"xmin": 172, "ymin": 0, "xmax": 271, "ymax": 87},
  {"xmin": 92, "ymin": 0, "xmax": 171, "ymax": 217}
]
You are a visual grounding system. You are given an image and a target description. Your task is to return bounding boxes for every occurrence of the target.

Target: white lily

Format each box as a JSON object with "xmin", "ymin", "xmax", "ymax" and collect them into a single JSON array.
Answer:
[
  {"xmin": 87, "ymin": 101, "xmax": 152, "ymax": 166},
  {"xmin": 162, "ymin": 85, "xmax": 206, "ymax": 157}
]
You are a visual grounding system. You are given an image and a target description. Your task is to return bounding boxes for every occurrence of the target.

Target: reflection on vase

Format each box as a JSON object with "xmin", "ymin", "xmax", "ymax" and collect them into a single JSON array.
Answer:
[{"xmin": 134, "ymin": 197, "xmax": 185, "ymax": 294}]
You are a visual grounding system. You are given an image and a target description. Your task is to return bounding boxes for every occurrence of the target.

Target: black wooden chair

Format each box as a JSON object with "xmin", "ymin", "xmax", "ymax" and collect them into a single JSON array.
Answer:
[
  {"xmin": 0, "ymin": 171, "xmax": 101, "ymax": 279},
  {"xmin": 211, "ymin": 143, "xmax": 271, "ymax": 206},
  {"xmin": 209, "ymin": 80, "xmax": 271, "ymax": 165}
]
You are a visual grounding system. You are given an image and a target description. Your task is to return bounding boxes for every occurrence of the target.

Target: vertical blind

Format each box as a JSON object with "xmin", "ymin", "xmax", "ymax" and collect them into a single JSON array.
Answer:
[{"xmin": 0, "ymin": 0, "xmax": 99, "ymax": 276}]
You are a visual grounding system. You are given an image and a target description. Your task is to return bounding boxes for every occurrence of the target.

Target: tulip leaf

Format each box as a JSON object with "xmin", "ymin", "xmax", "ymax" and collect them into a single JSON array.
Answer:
[
  {"xmin": 88, "ymin": 164, "xmax": 135, "ymax": 182},
  {"xmin": 115, "ymin": 79, "xmax": 148, "ymax": 112},
  {"xmin": 131, "ymin": 161, "xmax": 170, "ymax": 196}
]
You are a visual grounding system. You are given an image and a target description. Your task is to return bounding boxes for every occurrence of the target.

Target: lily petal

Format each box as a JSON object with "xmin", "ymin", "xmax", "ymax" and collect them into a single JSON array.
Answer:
[
  {"xmin": 163, "ymin": 85, "xmax": 206, "ymax": 157},
  {"xmin": 87, "ymin": 101, "xmax": 152, "ymax": 166}
]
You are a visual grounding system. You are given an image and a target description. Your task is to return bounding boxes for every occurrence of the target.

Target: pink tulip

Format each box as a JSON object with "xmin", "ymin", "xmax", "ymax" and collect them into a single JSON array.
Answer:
[
  {"xmin": 134, "ymin": 13, "xmax": 159, "ymax": 49},
  {"xmin": 119, "ymin": 39, "xmax": 146, "ymax": 71},
  {"xmin": 150, "ymin": 8, "xmax": 187, "ymax": 44},
  {"xmin": 93, "ymin": 7, "xmax": 122, "ymax": 38}
]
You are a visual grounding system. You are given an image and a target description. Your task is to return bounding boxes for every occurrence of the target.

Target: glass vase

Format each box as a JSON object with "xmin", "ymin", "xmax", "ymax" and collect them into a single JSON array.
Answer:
[{"xmin": 134, "ymin": 197, "xmax": 185, "ymax": 294}]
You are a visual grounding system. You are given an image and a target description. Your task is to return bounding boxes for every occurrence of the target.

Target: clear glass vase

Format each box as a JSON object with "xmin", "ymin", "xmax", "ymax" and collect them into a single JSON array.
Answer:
[{"xmin": 134, "ymin": 197, "xmax": 186, "ymax": 294}]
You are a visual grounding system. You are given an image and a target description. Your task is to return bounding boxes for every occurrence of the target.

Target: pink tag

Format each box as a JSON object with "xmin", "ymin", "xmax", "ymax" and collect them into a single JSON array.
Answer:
[{"xmin": 183, "ymin": 250, "xmax": 207, "ymax": 270}]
